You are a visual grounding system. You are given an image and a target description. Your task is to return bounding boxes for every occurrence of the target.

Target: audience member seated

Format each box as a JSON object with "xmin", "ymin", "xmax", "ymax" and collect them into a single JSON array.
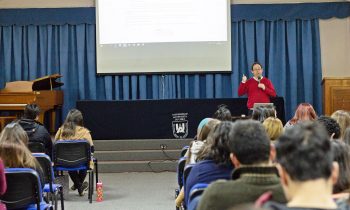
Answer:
[
  {"xmin": 55, "ymin": 109, "xmax": 93, "ymax": 196},
  {"xmin": 184, "ymin": 121, "xmax": 234, "ymax": 208},
  {"xmin": 197, "ymin": 120, "xmax": 286, "ymax": 210},
  {"xmin": 252, "ymin": 105, "xmax": 276, "ymax": 122},
  {"xmin": 317, "ymin": 115, "xmax": 341, "ymax": 140},
  {"xmin": 284, "ymin": 103, "xmax": 317, "ymax": 129},
  {"xmin": 212, "ymin": 104, "xmax": 232, "ymax": 121},
  {"xmin": 186, "ymin": 118, "xmax": 220, "ymax": 165},
  {"xmin": 0, "ymin": 159, "xmax": 6, "ymax": 209},
  {"xmin": 0, "ymin": 122, "xmax": 44, "ymax": 188},
  {"xmin": 263, "ymin": 122, "xmax": 350, "ymax": 210},
  {"xmin": 331, "ymin": 110, "xmax": 350, "ymax": 139},
  {"xmin": 176, "ymin": 118, "xmax": 220, "ymax": 208},
  {"xmin": 263, "ymin": 117, "xmax": 283, "ymax": 141},
  {"xmin": 18, "ymin": 104, "xmax": 53, "ymax": 158},
  {"xmin": 331, "ymin": 140, "xmax": 350, "ymax": 198}
]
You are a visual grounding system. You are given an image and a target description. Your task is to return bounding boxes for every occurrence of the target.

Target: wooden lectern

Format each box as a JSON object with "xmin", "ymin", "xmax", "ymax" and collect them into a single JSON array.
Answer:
[
  {"xmin": 321, "ymin": 77, "xmax": 350, "ymax": 116},
  {"xmin": 0, "ymin": 74, "xmax": 64, "ymax": 133}
]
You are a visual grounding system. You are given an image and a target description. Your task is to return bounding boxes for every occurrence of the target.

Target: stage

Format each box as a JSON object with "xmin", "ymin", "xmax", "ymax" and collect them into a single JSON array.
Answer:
[{"xmin": 77, "ymin": 97, "xmax": 285, "ymax": 140}]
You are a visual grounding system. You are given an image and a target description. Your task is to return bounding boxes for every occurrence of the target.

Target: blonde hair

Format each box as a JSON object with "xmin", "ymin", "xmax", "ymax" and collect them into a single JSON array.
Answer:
[
  {"xmin": 331, "ymin": 110, "xmax": 350, "ymax": 139},
  {"xmin": 0, "ymin": 122, "xmax": 39, "ymax": 169},
  {"xmin": 263, "ymin": 117, "xmax": 283, "ymax": 141}
]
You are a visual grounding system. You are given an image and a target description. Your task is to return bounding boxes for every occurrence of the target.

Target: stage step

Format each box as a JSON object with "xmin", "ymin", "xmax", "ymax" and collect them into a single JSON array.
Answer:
[
  {"xmin": 98, "ymin": 160, "xmax": 177, "ymax": 173},
  {"xmin": 93, "ymin": 139, "xmax": 191, "ymax": 151},
  {"xmin": 93, "ymin": 139, "xmax": 192, "ymax": 172}
]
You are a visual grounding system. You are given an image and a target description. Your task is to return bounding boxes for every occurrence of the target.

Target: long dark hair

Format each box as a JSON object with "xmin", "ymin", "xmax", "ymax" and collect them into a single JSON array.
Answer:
[
  {"xmin": 197, "ymin": 121, "xmax": 233, "ymax": 166},
  {"xmin": 61, "ymin": 109, "xmax": 84, "ymax": 138},
  {"xmin": 332, "ymin": 140, "xmax": 350, "ymax": 193}
]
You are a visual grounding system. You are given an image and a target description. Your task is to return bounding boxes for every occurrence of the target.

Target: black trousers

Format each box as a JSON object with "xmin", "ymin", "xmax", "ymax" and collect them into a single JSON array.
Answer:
[{"xmin": 68, "ymin": 170, "xmax": 87, "ymax": 189}]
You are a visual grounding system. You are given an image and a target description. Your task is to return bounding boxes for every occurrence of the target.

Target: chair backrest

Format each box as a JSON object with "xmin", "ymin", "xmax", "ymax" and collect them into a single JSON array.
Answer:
[
  {"xmin": 0, "ymin": 168, "xmax": 42, "ymax": 210},
  {"xmin": 32, "ymin": 153, "xmax": 54, "ymax": 186},
  {"xmin": 183, "ymin": 164, "xmax": 195, "ymax": 189},
  {"xmin": 53, "ymin": 140, "xmax": 91, "ymax": 169},
  {"xmin": 177, "ymin": 157, "xmax": 187, "ymax": 188},
  {"xmin": 189, "ymin": 183, "xmax": 208, "ymax": 202},
  {"xmin": 180, "ymin": 146, "xmax": 189, "ymax": 157},
  {"xmin": 28, "ymin": 142, "xmax": 45, "ymax": 153},
  {"xmin": 188, "ymin": 183, "xmax": 208, "ymax": 210}
]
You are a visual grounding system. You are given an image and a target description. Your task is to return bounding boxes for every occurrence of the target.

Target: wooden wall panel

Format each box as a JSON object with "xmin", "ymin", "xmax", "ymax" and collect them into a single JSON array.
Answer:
[{"xmin": 322, "ymin": 77, "xmax": 350, "ymax": 116}]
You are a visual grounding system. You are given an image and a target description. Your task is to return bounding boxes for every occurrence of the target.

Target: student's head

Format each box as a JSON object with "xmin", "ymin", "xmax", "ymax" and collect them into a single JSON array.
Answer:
[
  {"xmin": 228, "ymin": 120, "xmax": 271, "ymax": 167},
  {"xmin": 317, "ymin": 116, "xmax": 341, "ymax": 139},
  {"xmin": 23, "ymin": 104, "xmax": 40, "ymax": 120},
  {"xmin": 252, "ymin": 106, "xmax": 276, "ymax": 123},
  {"xmin": 263, "ymin": 117, "xmax": 283, "ymax": 141},
  {"xmin": 0, "ymin": 122, "xmax": 28, "ymax": 145},
  {"xmin": 197, "ymin": 121, "xmax": 233, "ymax": 166},
  {"xmin": 276, "ymin": 122, "xmax": 336, "ymax": 199},
  {"xmin": 251, "ymin": 62, "xmax": 263, "ymax": 78},
  {"xmin": 344, "ymin": 127, "xmax": 350, "ymax": 146},
  {"xmin": 331, "ymin": 110, "xmax": 350, "ymax": 139},
  {"xmin": 64, "ymin": 109, "xmax": 84, "ymax": 126},
  {"xmin": 290, "ymin": 103, "xmax": 317, "ymax": 125},
  {"xmin": 61, "ymin": 109, "xmax": 84, "ymax": 138},
  {"xmin": 196, "ymin": 118, "xmax": 211, "ymax": 139},
  {"xmin": 0, "ymin": 122, "xmax": 37, "ymax": 168},
  {"xmin": 331, "ymin": 140, "xmax": 350, "ymax": 194},
  {"xmin": 198, "ymin": 119, "xmax": 221, "ymax": 141},
  {"xmin": 213, "ymin": 104, "xmax": 232, "ymax": 121}
]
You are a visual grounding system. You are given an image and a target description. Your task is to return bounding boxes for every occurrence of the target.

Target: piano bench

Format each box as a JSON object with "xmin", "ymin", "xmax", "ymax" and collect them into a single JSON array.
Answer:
[{"xmin": 0, "ymin": 116, "xmax": 17, "ymax": 131}]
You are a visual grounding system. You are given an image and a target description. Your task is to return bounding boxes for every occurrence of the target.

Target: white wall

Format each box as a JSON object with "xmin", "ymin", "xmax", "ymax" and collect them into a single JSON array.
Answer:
[
  {"xmin": 0, "ymin": 0, "xmax": 349, "ymax": 77},
  {"xmin": 320, "ymin": 17, "xmax": 350, "ymax": 77}
]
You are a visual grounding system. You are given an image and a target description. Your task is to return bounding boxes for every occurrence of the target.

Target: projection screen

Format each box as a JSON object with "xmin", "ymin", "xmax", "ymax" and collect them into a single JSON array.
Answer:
[{"xmin": 96, "ymin": 0, "xmax": 231, "ymax": 74}]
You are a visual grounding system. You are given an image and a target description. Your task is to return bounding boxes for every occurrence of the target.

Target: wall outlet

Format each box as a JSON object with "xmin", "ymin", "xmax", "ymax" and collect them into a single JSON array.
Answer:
[{"xmin": 160, "ymin": 144, "xmax": 167, "ymax": 150}]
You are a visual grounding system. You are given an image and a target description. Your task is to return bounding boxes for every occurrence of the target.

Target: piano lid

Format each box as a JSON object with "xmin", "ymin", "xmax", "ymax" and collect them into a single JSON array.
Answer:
[
  {"xmin": 1, "ymin": 74, "xmax": 64, "ymax": 92},
  {"xmin": 32, "ymin": 74, "xmax": 64, "ymax": 91}
]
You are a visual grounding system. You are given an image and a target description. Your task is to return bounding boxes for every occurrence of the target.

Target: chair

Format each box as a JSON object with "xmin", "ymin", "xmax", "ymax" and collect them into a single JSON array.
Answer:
[
  {"xmin": 33, "ymin": 153, "xmax": 64, "ymax": 210},
  {"xmin": 29, "ymin": 142, "xmax": 46, "ymax": 153},
  {"xmin": 177, "ymin": 157, "xmax": 187, "ymax": 189},
  {"xmin": 188, "ymin": 183, "xmax": 208, "ymax": 210},
  {"xmin": 90, "ymin": 145, "xmax": 99, "ymax": 190},
  {"xmin": 53, "ymin": 140, "xmax": 93, "ymax": 203},
  {"xmin": 0, "ymin": 168, "xmax": 52, "ymax": 210},
  {"xmin": 180, "ymin": 146, "xmax": 189, "ymax": 157},
  {"xmin": 175, "ymin": 157, "xmax": 187, "ymax": 210},
  {"xmin": 183, "ymin": 164, "xmax": 195, "ymax": 190}
]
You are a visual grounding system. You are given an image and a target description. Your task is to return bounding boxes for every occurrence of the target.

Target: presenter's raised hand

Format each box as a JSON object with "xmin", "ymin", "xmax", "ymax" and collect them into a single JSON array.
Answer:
[
  {"xmin": 242, "ymin": 74, "xmax": 247, "ymax": 83},
  {"xmin": 258, "ymin": 83, "xmax": 266, "ymax": 90}
]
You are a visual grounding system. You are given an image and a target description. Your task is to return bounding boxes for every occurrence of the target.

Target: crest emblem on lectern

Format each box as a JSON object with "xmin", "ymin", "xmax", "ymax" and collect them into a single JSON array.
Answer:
[{"xmin": 172, "ymin": 113, "xmax": 188, "ymax": 139}]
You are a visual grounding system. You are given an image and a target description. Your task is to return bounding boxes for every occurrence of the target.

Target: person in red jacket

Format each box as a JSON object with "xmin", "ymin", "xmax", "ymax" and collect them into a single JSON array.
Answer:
[{"xmin": 238, "ymin": 62, "xmax": 276, "ymax": 111}]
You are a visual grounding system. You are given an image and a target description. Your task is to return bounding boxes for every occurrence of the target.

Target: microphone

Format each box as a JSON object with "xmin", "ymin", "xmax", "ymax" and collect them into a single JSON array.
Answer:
[{"xmin": 257, "ymin": 76, "xmax": 262, "ymax": 83}]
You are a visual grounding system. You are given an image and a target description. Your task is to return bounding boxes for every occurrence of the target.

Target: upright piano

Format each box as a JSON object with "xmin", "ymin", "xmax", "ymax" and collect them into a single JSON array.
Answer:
[{"xmin": 0, "ymin": 74, "xmax": 64, "ymax": 133}]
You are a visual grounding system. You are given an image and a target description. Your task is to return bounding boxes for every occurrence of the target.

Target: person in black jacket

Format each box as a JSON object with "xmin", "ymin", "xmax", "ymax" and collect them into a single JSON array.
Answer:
[{"xmin": 18, "ymin": 104, "xmax": 53, "ymax": 158}]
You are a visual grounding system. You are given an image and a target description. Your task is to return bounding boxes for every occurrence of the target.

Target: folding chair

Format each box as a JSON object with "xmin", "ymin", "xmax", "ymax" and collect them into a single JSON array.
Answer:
[
  {"xmin": 175, "ymin": 157, "xmax": 187, "ymax": 210},
  {"xmin": 180, "ymin": 146, "xmax": 189, "ymax": 157},
  {"xmin": 90, "ymin": 146, "xmax": 99, "ymax": 190},
  {"xmin": 183, "ymin": 164, "xmax": 195, "ymax": 190},
  {"xmin": 0, "ymin": 168, "xmax": 52, "ymax": 210},
  {"xmin": 29, "ymin": 142, "xmax": 46, "ymax": 153},
  {"xmin": 177, "ymin": 157, "xmax": 187, "ymax": 189},
  {"xmin": 33, "ymin": 153, "xmax": 64, "ymax": 210},
  {"xmin": 53, "ymin": 140, "xmax": 93, "ymax": 203},
  {"xmin": 188, "ymin": 183, "xmax": 208, "ymax": 210}
]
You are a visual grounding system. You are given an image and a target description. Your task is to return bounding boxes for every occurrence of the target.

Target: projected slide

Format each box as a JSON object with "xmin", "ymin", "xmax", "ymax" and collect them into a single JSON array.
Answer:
[{"xmin": 96, "ymin": 0, "xmax": 231, "ymax": 74}]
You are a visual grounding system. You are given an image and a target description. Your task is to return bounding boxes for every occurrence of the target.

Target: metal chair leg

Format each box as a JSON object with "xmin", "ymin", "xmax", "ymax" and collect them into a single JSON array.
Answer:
[
  {"xmin": 59, "ymin": 186, "xmax": 64, "ymax": 210},
  {"xmin": 94, "ymin": 159, "xmax": 98, "ymax": 184}
]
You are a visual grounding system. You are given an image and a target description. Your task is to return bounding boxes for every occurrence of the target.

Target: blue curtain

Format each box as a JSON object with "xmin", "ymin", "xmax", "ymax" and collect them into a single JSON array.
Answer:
[{"xmin": 0, "ymin": 19, "xmax": 322, "ymax": 121}]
